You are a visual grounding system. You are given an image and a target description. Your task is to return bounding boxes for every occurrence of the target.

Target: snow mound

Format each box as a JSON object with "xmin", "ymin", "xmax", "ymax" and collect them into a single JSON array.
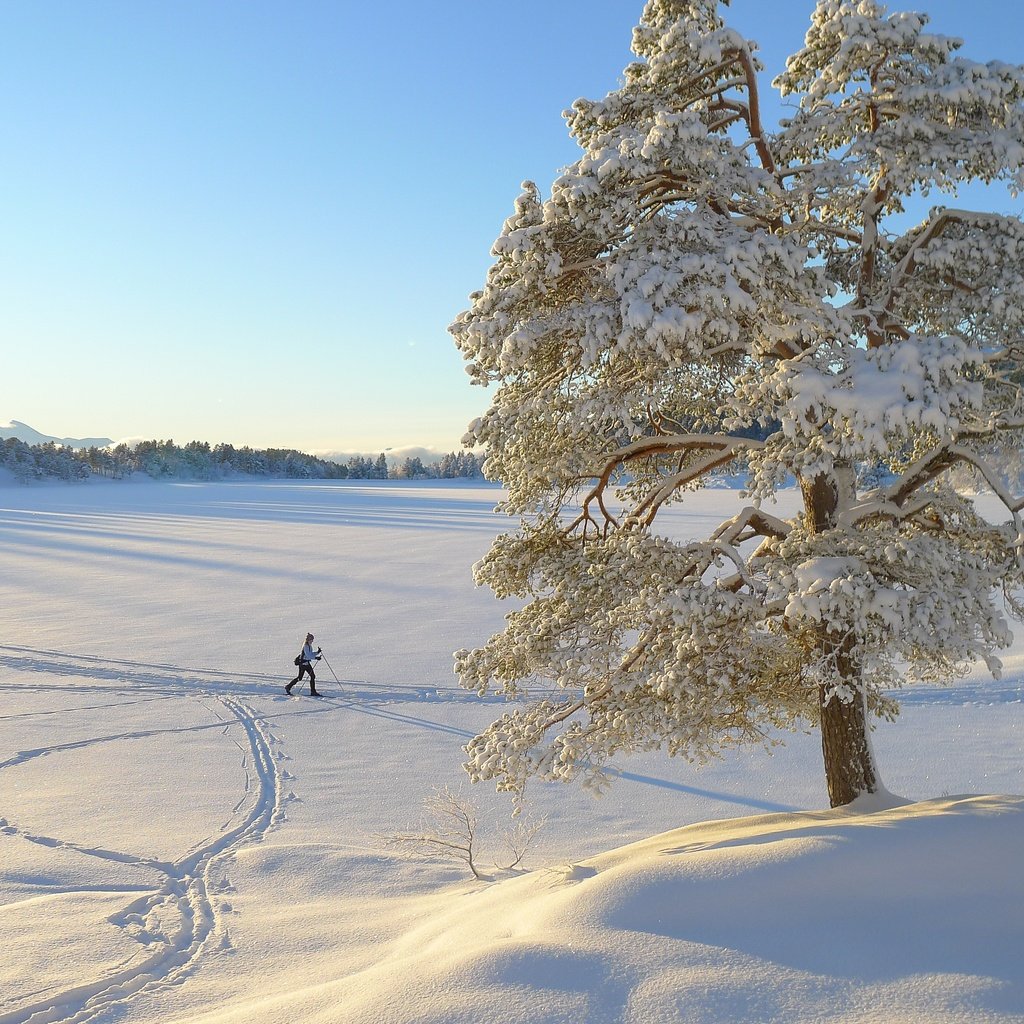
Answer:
[{"xmin": 253, "ymin": 795, "xmax": 1024, "ymax": 1024}]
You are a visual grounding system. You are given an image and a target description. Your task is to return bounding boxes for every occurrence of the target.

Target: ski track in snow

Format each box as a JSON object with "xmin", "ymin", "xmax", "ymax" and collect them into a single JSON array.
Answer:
[
  {"xmin": 0, "ymin": 640, "xmax": 498, "ymax": 1023},
  {"xmin": 0, "ymin": 644, "xmax": 503, "ymax": 706},
  {"xmin": 0, "ymin": 685, "xmax": 282, "ymax": 1024}
]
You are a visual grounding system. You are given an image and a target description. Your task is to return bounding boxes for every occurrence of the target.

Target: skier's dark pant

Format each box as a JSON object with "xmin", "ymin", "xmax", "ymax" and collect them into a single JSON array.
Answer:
[{"xmin": 287, "ymin": 662, "xmax": 318, "ymax": 694}]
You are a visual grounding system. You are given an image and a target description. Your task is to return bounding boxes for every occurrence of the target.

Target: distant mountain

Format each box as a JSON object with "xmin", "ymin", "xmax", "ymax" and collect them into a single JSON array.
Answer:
[{"xmin": 0, "ymin": 420, "xmax": 114, "ymax": 450}]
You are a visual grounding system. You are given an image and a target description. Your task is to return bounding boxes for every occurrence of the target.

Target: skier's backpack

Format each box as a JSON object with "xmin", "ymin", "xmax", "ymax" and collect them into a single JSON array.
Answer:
[{"xmin": 294, "ymin": 653, "xmax": 302, "ymax": 666}]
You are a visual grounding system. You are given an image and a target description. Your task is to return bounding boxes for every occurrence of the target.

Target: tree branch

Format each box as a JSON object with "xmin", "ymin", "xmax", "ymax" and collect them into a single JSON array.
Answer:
[
  {"xmin": 882, "ymin": 441, "xmax": 1024, "ymax": 519},
  {"xmin": 572, "ymin": 435, "xmax": 763, "ymax": 535},
  {"xmin": 710, "ymin": 506, "xmax": 792, "ymax": 545},
  {"xmin": 879, "ymin": 209, "xmax": 1006, "ymax": 317}
]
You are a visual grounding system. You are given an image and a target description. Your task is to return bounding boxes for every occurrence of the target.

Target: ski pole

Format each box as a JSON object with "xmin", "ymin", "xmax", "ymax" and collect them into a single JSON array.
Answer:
[{"xmin": 320, "ymin": 652, "xmax": 342, "ymax": 691}]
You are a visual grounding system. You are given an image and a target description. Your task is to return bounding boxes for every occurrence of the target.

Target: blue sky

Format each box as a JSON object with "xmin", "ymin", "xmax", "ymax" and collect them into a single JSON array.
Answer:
[{"xmin": 1, "ymin": 1, "xmax": 1020, "ymax": 453}]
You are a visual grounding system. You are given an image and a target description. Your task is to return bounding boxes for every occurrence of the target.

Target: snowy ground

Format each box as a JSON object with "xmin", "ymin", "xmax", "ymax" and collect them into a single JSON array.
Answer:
[{"xmin": 1, "ymin": 479, "xmax": 1022, "ymax": 1023}]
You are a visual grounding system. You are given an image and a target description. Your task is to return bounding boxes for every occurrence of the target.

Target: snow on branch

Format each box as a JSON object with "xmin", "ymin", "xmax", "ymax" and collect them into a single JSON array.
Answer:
[{"xmin": 711, "ymin": 506, "xmax": 792, "ymax": 545}]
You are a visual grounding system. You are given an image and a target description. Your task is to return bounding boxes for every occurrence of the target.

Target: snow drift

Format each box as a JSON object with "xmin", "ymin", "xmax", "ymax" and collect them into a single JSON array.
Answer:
[{"xmin": 210, "ymin": 795, "xmax": 1024, "ymax": 1024}]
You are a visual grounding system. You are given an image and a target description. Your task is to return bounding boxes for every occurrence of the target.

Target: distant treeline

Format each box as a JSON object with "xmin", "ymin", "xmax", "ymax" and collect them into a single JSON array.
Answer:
[{"xmin": 0, "ymin": 437, "xmax": 485, "ymax": 484}]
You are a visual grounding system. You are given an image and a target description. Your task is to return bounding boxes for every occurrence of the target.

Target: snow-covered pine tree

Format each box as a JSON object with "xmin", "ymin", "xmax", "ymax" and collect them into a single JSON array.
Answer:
[{"xmin": 450, "ymin": 0, "xmax": 1024, "ymax": 807}]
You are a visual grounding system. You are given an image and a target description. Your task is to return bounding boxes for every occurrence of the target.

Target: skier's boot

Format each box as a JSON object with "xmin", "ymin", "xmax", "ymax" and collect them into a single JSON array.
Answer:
[
  {"xmin": 310, "ymin": 688, "xmax": 320, "ymax": 697},
  {"xmin": 285, "ymin": 682, "xmax": 294, "ymax": 695}
]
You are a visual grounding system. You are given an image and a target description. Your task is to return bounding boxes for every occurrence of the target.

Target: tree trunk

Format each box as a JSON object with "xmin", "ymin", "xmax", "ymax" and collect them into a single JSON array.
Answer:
[
  {"xmin": 819, "ymin": 680, "xmax": 877, "ymax": 807},
  {"xmin": 800, "ymin": 467, "xmax": 881, "ymax": 807}
]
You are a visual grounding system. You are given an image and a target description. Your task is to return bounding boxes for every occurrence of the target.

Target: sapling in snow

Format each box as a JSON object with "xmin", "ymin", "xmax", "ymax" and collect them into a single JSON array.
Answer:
[
  {"xmin": 385, "ymin": 787, "xmax": 545, "ymax": 880},
  {"xmin": 450, "ymin": 0, "xmax": 1024, "ymax": 807}
]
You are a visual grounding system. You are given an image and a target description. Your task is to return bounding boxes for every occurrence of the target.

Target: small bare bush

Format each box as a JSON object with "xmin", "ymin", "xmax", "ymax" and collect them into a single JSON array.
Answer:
[{"xmin": 386, "ymin": 786, "xmax": 545, "ymax": 880}]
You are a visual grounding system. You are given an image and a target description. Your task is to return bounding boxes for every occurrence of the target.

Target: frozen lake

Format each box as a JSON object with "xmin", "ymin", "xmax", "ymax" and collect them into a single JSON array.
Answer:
[{"xmin": 2, "ymin": 480, "xmax": 1022, "ymax": 1023}]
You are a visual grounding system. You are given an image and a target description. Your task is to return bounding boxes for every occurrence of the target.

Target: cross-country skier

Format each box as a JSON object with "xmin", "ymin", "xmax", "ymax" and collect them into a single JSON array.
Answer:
[{"xmin": 286, "ymin": 633, "xmax": 322, "ymax": 696}]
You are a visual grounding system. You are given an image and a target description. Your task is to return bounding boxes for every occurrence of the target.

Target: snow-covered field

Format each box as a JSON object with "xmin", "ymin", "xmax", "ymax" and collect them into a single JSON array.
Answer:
[{"xmin": 1, "ymin": 480, "xmax": 1022, "ymax": 1023}]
